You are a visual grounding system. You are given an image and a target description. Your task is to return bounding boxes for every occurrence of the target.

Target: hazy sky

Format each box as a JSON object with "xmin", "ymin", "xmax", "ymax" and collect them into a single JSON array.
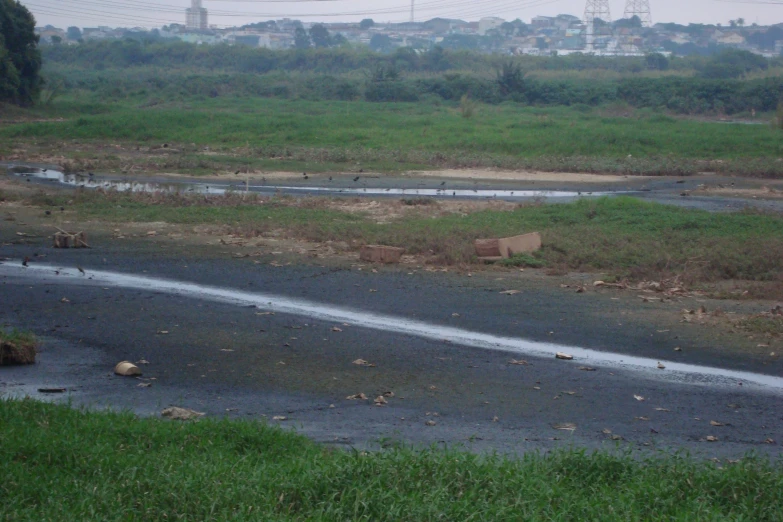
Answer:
[{"xmin": 27, "ymin": 0, "xmax": 783, "ymax": 29}]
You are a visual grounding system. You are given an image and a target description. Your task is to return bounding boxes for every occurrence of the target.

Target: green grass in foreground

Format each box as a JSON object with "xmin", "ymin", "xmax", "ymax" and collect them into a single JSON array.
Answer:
[
  {"xmin": 63, "ymin": 192, "xmax": 783, "ymax": 285},
  {"xmin": 1, "ymin": 399, "xmax": 781, "ymax": 521},
  {"xmin": 4, "ymin": 97, "xmax": 783, "ymax": 175}
]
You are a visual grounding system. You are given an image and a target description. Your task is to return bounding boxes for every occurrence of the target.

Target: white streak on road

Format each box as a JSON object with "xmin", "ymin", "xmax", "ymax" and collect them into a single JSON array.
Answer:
[{"xmin": 3, "ymin": 262, "xmax": 782, "ymax": 392}]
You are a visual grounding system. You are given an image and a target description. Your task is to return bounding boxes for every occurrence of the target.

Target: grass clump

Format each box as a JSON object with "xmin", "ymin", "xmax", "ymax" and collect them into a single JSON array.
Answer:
[
  {"xmin": 499, "ymin": 253, "xmax": 546, "ymax": 268},
  {"xmin": 2, "ymin": 399, "xmax": 783, "ymax": 521},
  {"xmin": 0, "ymin": 329, "xmax": 37, "ymax": 365}
]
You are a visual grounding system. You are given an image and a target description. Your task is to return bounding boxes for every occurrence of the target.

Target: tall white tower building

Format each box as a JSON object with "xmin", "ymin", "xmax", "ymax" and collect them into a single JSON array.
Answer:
[{"xmin": 186, "ymin": 0, "xmax": 208, "ymax": 30}]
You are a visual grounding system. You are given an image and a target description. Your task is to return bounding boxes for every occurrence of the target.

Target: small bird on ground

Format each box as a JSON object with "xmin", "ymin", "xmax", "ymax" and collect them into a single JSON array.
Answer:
[
  {"xmin": 353, "ymin": 176, "xmax": 360, "ymax": 182},
  {"xmin": 328, "ymin": 176, "xmax": 332, "ymax": 181},
  {"xmin": 45, "ymin": 210, "xmax": 51, "ymax": 216},
  {"xmin": 22, "ymin": 256, "xmax": 30, "ymax": 267},
  {"xmin": 235, "ymin": 170, "xmax": 240, "ymax": 175},
  {"xmin": 303, "ymin": 174, "xmax": 309, "ymax": 180},
  {"xmin": 42, "ymin": 168, "xmax": 47, "ymax": 172},
  {"xmin": 60, "ymin": 207, "xmax": 65, "ymax": 212},
  {"xmin": 359, "ymin": 169, "xmax": 364, "ymax": 173},
  {"xmin": 88, "ymin": 172, "xmax": 94, "ymax": 177},
  {"xmin": 77, "ymin": 266, "xmax": 85, "ymax": 275}
]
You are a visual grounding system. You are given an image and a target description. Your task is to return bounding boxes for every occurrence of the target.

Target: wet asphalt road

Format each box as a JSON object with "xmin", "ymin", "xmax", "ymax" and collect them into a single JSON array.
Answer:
[{"xmin": 1, "ymin": 236, "xmax": 781, "ymax": 459}]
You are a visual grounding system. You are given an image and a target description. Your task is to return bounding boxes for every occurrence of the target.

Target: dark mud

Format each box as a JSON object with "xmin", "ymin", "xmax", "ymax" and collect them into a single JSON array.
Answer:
[{"xmin": 1, "ymin": 234, "xmax": 781, "ymax": 458}]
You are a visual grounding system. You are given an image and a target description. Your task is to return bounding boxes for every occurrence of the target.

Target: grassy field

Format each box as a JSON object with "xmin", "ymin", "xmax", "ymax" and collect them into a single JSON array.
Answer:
[
  {"xmin": 3, "ymin": 97, "xmax": 782, "ymax": 176},
  {"xmin": 1, "ymin": 399, "xmax": 781, "ymax": 521},
  {"xmin": 39, "ymin": 190, "xmax": 783, "ymax": 290}
]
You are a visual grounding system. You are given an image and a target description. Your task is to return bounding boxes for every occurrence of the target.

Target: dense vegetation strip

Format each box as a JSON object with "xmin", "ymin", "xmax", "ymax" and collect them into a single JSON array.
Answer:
[{"xmin": 1, "ymin": 399, "xmax": 782, "ymax": 521}]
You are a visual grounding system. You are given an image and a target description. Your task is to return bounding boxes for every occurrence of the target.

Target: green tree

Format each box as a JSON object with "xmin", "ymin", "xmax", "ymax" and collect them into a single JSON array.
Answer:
[
  {"xmin": 359, "ymin": 19, "xmax": 374, "ymax": 30},
  {"xmin": 309, "ymin": 24, "xmax": 331, "ymax": 48},
  {"xmin": 369, "ymin": 33, "xmax": 392, "ymax": 52},
  {"xmin": 293, "ymin": 26, "xmax": 310, "ymax": 49},
  {"xmin": 495, "ymin": 60, "xmax": 525, "ymax": 95},
  {"xmin": 645, "ymin": 53, "xmax": 669, "ymax": 71},
  {"xmin": 66, "ymin": 26, "xmax": 81, "ymax": 40},
  {"xmin": 0, "ymin": 0, "xmax": 42, "ymax": 106}
]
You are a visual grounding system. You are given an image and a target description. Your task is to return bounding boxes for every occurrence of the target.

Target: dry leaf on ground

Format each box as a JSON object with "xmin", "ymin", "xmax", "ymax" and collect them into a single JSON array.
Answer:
[
  {"xmin": 352, "ymin": 359, "xmax": 376, "ymax": 367},
  {"xmin": 710, "ymin": 420, "xmax": 725, "ymax": 426},
  {"xmin": 346, "ymin": 393, "xmax": 368, "ymax": 400},
  {"xmin": 552, "ymin": 423, "xmax": 577, "ymax": 431},
  {"xmin": 509, "ymin": 359, "xmax": 529, "ymax": 365},
  {"xmin": 161, "ymin": 407, "xmax": 204, "ymax": 420},
  {"xmin": 272, "ymin": 416, "xmax": 287, "ymax": 421},
  {"xmin": 579, "ymin": 366, "xmax": 596, "ymax": 371},
  {"xmin": 555, "ymin": 352, "xmax": 574, "ymax": 360},
  {"xmin": 499, "ymin": 290, "xmax": 520, "ymax": 295},
  {"xmin": 634, "ymin": 395, "xmax": 645, "ymax": 401},
  {"xmin": 705, "ymin": 435, "xmax": 718, "ymax": 442},
  {"xmin": 374, "ymin": 396, "xmax": 388, "ymax": 406}
]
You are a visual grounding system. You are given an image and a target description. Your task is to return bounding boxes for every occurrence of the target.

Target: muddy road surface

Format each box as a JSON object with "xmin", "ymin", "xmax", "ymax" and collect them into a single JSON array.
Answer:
[{"xmin": 1, "ymin": 236, "xmax": 781, "ymax": 459}]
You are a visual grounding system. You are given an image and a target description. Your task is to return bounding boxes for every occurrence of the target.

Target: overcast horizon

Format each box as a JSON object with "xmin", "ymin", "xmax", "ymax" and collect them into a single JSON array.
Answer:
[{"xmin": 27, "ymin": 0, "xmax": 783, "ymax": 30}]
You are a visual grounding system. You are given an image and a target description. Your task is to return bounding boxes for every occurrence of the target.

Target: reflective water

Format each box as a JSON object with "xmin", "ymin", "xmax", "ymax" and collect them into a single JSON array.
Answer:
[{"xmin": 7, "ymin": 166, "xmax": 615, "ymax": 200}]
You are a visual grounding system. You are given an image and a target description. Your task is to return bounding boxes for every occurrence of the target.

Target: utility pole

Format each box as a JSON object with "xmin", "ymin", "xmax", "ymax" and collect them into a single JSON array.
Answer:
[
  {"xmin": 410, "ymin": 0, "xmax": 415, "ymax": 23},
  {"xmin": 583, "ymin": 0, "xmax": 611, "ymax": 24},
  {"xmin": 583, "ymin": 0, "xmax": 611, "ymax": 52},
  {"xmin": 623, "ymin": 0, "xmax": 652, "ymax": 27}
]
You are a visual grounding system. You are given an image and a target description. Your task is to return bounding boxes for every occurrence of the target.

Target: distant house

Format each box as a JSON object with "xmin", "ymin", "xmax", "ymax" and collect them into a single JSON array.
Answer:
[
  {"xmin": 531, "ymin": 16, "xmax": 554, "ymax": 29},
  {"xmin": 478, "ymin": 17, "xmax": 505, "ymax": 36},
  {"xmin": 717, "ymin": 32, "xmax": 746, "ymax": 46}
]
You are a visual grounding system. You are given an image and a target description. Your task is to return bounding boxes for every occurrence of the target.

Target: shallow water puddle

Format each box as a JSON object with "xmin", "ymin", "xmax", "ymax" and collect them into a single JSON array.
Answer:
[
  {"xmin": 3, "ymin": 262, "xmax": 782, "ymax": 392},
  {"xmin": 7, "ymin": 166, "xmax": 615, "ymax": 200}
]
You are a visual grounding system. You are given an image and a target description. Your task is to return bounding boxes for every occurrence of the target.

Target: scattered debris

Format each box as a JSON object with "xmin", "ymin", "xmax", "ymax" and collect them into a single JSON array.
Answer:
[
  {"xmin": 137, "ymin": 382, "xmax": 152, "ymax": 388},
  {"xmin": 710, "ymin": 420, "xmax": 725, "ymax": 427},
  {"xmin": 331, "ymin": 327, "xmax": 343, "ymax": 332},
  {"xmin": 674, "ymin": 347, "xmax": 682, "ymax": 352},
  {"xmin": 602, "ymin": 428, "xmax": 612, "ymax": 434},
  {"xmin": 60, "ymin": 297, "xmax": 70, "ymax": 303},
  {"xmin": 657, "ymin": 362, "xmax": 666, "ymax": 370},
  {"xmin": 425, "ymin": 420, "xmax": 437, "ymax": 426},
  {"xmin": 346, "ymin": 393, "xmax": 368, "ymax": 400},
  {"xmin": 635, "ymin": 416, "xmax": 650, "ymax": 421},
  {"xmin": 634, "ymin": 395, "xmax": 645, "ymax": 401},
  {"xmin": 578, "ymin": 366, "xmax": 596, "ymax": 371},
  {"xmin": 552, "ymin": 423, "xmax": 577, "ymax": 431},
  {"xmin": 499, "ymin": 289, "xmax": 520, "ymax": 295},
  {"xmin": 359, "ymin": 245, "xmax": 404, "ymax": 264},
  {"xmin": 764, "ymin": 438, "xmax": 775, "ymax": 444},
  {"xmin": 352, "ymin": 359, "xmax": 376, "ymax": 367},
  {"xmin": 555, "ymin": 352, "xmax": 574, "ymax": 360},
  {"xmin": 161, "ymin": 407, "xmax": 204, "ymax": 420},
  {"xmin": 374, "ymin": 396, "xmax": 388, "ymax": 406},
  {"xmin": 654, "ymin": 408, "xmax": 670, "ymax": 412},
  {"xmin": 37, "ymin": 388, "xmax": 66, "ymax": 393},
  {"xmin": 114, "ymin": 361, "xmax": 141, "ymax": 376},
  {"xmin": 136, "ymin": 359, "xmax": 150, "ymax": 365},
  {"xmin": 704, "ymin": 435, "xmax": 718, "ymax": 442},
  {"xmin": 53, "ymin": 229, "xmax": 89, "ymax": 249},
  {"xmin": 272, "ymin": 416, "xmax": 287, "ymax": 421},
  {"xmin": 508, "ymin": 359, "xmax": 529, "ymax": 365}
]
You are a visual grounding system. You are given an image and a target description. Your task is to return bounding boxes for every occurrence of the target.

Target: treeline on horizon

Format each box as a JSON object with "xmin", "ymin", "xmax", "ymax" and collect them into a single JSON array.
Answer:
[{"xmin": 41, "ymin": 39, "xmax": 783, "ymax": 116}]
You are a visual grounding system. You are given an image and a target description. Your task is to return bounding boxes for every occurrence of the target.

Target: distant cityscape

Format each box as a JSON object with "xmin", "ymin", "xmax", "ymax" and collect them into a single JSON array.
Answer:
[{"xmin": 34, "ymin": 0, "xmax": 783, "ymax": 58}]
